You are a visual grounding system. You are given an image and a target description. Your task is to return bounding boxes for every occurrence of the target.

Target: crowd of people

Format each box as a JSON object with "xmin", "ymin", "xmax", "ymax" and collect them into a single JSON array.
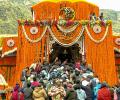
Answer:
[{"xmin": 9, "ymin": 58, "xmax": 120, "ymax": 100}]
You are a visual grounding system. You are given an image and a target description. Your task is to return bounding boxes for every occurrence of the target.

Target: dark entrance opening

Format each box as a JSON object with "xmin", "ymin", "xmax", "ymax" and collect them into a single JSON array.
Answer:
[{"xmin": 50, "ymin": 43, "xmax": 82, "ymax": 63}]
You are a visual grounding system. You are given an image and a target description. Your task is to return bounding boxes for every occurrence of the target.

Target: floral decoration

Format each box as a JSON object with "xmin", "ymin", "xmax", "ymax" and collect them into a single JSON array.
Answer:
[
  {"xmin": 106, "ymin": 20, "xmax": 112, "ymax": 26},
  {"xmin": 59, "ymin": 7, "xmax": 75, "ymax": 20},
  {"xmin": 30, "ymin": 27, "xmax": 38, "ymax": 35},
  {"xmin": 115, "ymin": 38, "xmax": 120, "ymax": 46},
  {"xmin": 18, "ymin": 20, "xmax": 112, "ymax": 27},
  {"xmin": 7, "ymin": 39, "xmax": 15, "ymax": 47},
  {"xmin": 93, "ymin": 24, "xmax": 102, "ymax": 34}
]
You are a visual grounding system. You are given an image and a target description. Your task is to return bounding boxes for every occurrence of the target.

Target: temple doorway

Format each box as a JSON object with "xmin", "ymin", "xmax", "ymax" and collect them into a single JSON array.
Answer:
[{"xmin": 49, "ymin": 43, "xmax": 82, "ymax": 63}]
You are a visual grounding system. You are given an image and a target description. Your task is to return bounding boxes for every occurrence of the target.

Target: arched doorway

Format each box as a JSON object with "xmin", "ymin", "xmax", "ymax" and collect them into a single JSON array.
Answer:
[{"xmin": 50, "ymin": 43, "xmax": 82, "ymax": 63}]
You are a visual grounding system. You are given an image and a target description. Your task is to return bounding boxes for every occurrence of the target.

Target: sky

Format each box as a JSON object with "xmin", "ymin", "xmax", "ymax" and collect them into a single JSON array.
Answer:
[{"xmin": 88, "ymin": 0, "xmax": 120, "ymax": 11}]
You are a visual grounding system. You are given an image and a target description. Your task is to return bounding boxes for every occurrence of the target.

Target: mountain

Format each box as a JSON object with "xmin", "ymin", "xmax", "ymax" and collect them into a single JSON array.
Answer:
[
  {"xmin": 100, "ymin": 9, "xmax": 120, "ymax": 33},
  {"xmin": 0, "ymin": 0, "xmax": 120, "ymax": 34},
  {"xmin": 0, "ymin": 0, "xmax": 33, "ymax": 34}
]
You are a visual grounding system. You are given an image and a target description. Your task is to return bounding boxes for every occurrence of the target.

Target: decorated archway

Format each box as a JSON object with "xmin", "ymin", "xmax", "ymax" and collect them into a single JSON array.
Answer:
[
  {"xmin": 49, "ymin": 43, "xmax": 82, "ymax": 63},
  {"xmin": 16, "ymin": 0, "xmax": 117, "ymax": 86}
]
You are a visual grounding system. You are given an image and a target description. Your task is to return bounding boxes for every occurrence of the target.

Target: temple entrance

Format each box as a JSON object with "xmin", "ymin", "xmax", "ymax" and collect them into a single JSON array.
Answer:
[{"xmin": 50, "ymin": 43, "xmax": 82, "ymax": 63}]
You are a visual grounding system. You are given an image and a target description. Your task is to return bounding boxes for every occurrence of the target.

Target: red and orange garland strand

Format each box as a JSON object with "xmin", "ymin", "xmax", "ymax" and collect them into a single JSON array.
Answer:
[
  {"xmin": 18, "ymin": 20, "xmax": 112, "ymax": 27},
  {"xmin": 20, "ymin": 19, "xmax": 111, "ymax": 44}
]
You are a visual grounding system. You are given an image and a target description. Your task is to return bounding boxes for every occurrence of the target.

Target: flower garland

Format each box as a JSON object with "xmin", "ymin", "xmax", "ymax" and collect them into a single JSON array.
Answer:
[
  {"xmin": 56, "ymin": 23, "xmax": 79, "ymax": 35},
  {"xmin": 18, "ymin": 20, "xmax": 53, "ymax": 26},
  {"xmin": 32, "ymin": 10, "xmax": 35, "ymax": 21},
  {"xmin": 47, "ymin": 26, "xmax": 84, "ymax": 47},
  {"xmin": 59, "ymin": 7, "xmax": 75, "ymax": 20},
  {"xmin": 114, "ymin": 47, "xmax": 120, "ymax": 53},
  {"xmin": 0, "ymin": 74, "xmax": 8, "ymax": 86},
  {"xmin": 1, "ymin": 47, "xmax": 17, "ymax": 58},
  {"xmin": 20, "ymin": 20, "xmax": 111, "ymax": 44},
  {"xmin": 18, "ymin": 20, "xmax": 112, "ymax": 27},
  {"xmin": 0, "ymin": 47, "xmax": 2, "ymax": 51},
  {"xmin": 85, "ymin": 25, "xmax": 109, "ymax": 43},
  {"xmin": 22, "ymin": 25, "xmax": 47, "ymax": 43}
]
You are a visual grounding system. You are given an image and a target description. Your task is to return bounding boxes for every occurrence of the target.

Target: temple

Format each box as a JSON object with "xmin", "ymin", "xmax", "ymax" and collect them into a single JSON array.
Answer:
[{"xmin": 0, "ymin": 0, "xmax": 120, "ymax": 87}]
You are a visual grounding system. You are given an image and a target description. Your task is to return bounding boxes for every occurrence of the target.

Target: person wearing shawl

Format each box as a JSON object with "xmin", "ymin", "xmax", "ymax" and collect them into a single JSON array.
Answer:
[
  {"xmin": 48, "ymin": 79, "xmax": 66, "ymax": 100},
  {"xmin": 11, "ymin": 83, "xmax": 20, "ymax": 100},
  {"xmin": 23, "ymin": 82, "xmax": 33, "ymax": 100},
  {"xmin": 33, "ymin": 85, "xmax": 47, "ymax": 100}
]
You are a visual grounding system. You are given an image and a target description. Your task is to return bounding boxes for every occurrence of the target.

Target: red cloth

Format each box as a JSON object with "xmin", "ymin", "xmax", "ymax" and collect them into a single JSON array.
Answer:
[
  {"xmin": 75, "ymin": 62, "xmax": 80, "ymax": 70},
  {"xmin": 19, "ymin": 93, "xmax": 24, "ymax": 100},
  {"xmin": 11, "ymin": 90, "xmax": 19, "ymax": 100},
  {"xmin": 34, "ymin": 64, "xmax": 41, "ymax": 74},
  {"xmin": 31, "ymin": 81, "xmax": 40, "ymax": 87},
  {"xmin": 11, "ymin": 86, "xmax": 20, "ymax": 100},
  {"xmin": 97, "ymin": 87, "xmax": 112, "ymax": 100}
]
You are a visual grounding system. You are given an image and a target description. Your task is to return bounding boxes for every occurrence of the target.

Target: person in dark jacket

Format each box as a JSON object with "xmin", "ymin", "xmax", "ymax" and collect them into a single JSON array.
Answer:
[
  {"xmin": 81, "ymin": 84, "xmax": 93, "ymax": 100},
  {"xmin": 74, "ymin": 84, "xmax": 87, "ymax": 100},
  {"xmin": 65, "ymin": 83, "xmax": 78, "ymax": 100},
  {"xmin": 23, "ymin": 82, "xmax": 33, "ymax": 100}
]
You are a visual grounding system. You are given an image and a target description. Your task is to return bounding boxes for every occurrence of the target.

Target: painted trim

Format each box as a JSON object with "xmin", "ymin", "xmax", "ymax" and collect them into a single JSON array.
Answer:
[
  {"xmin": 114, "ymin": 47, "xmax": 120, "ymax": 53},
  {"xmin": 1, "ymin": 48, "xmax": 17, "ymax": 58}
]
